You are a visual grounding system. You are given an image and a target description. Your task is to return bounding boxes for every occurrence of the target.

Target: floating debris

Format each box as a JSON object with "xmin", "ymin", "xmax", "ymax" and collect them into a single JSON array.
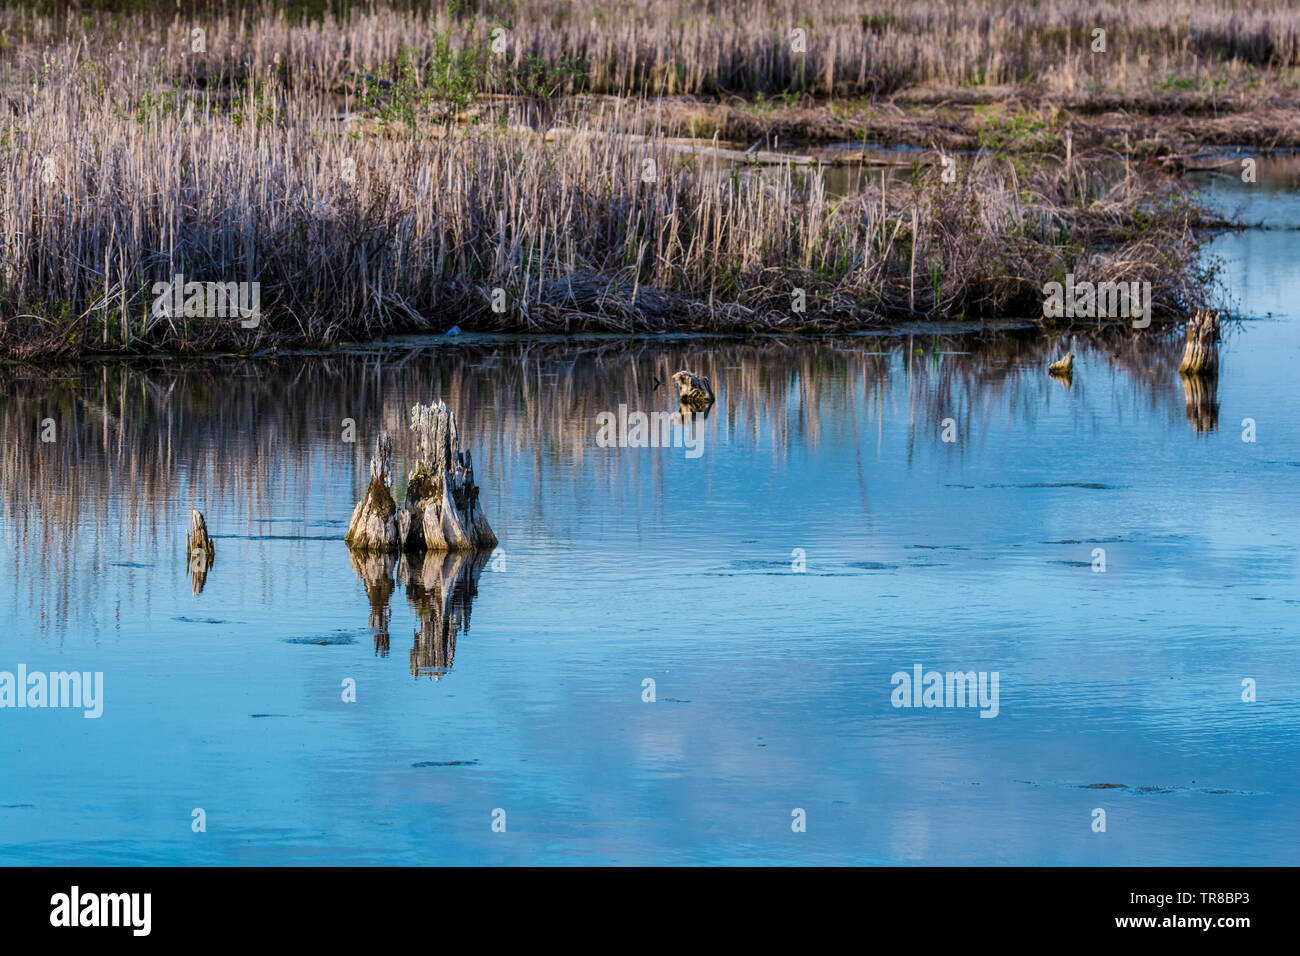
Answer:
[{"xmin": 1048, "ymin": 352, "xmax": 1073, "ymax": 374}]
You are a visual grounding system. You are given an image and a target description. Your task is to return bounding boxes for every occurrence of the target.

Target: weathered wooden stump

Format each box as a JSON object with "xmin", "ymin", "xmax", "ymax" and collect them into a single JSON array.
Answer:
[
  {"xmin": 1047, "ymin": 351, "xmax": 1074, "ymax": 375},
  {"xmin": 1047, "ymin": 350, "xmax": 1074, "ymax": 388},
  {"xmin": 186, "ymin": 509, "xmax": 215, "ymax": 560},
  {"xmin": 1179, "ymin": 309, "xmax": 1221, "ymax": 375},
  {"xmin": 345, "ymin": 434, "xmax": 401, "ymax": 552},
  {"xmin": 661, "ymin": 370, "xmax": 715, "ymax": 410},
  {"xmin": 345, "ymin": 404, "xmax": 496, "ymax": 555},
  {"xmin": 185, "ymin": 509, "xmax": 215, "ymax": 595},
  {"xmin": 402, "ymin": 401, "xmax": 496, "ymax": 552}
]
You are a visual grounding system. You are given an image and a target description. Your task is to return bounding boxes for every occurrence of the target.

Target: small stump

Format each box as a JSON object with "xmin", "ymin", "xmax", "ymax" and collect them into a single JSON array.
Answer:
[
  {"xmin": 1047, "ymin": 351, "xmax": 1074, "ymax": 389},
  {"xmin": 345, "ymin": 434, "xmax": 401, "ymax": 552},
  {"xmin": 1179, "ymin": 310, "xmax": 1221, "ymax": 375},
  {"xmin": 1179, "ymin": 311, "xmax": 1221, "ymax": 433},
  {"xmin": 668, "ymin": 370, "xmax": 715, "ymax": 410}
]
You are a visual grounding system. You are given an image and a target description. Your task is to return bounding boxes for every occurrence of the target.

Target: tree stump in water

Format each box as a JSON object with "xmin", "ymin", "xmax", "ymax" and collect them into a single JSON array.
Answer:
[
  {"xmin": 345, "ymin": 434, "xmax": 401, "ymax": 552},
  {"xmin": 1179, "ymin": 310, "xmax": 1221, "ymax": 375},
  {"xmin": 1048, "ymin": 351, "xmax": 1073, "ymax": 375},
  {"xmin": 1047, "ymin": 350, "xmax": 1074, "ymax": 389},
  {"xmin": 185, "ymin": 509, "xmax": 215, "ymax": 595},
  {"xmin": 186, "ymin": 509, "xmax": 215, "ymax": 559},
  {"xmin": 665, "ymin": 370, "xmax": 715, "ymax": 410},
  {"xmin": 402, "ymin": 401, "xmax": 496, "ymax": 552},
  {"xmin": 345, "ymin": 404, "xmax": 496, "ymax": 554}
]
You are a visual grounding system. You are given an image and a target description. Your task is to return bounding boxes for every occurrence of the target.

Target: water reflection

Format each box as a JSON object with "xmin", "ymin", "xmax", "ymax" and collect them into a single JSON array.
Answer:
[
  {"xmin": 0, "ymin": 322, "xmax": 1202, "ymax": 635},
  {"xmin": 349, "ymin": 550, "xmax": 396, "ymax": 656},
  {"xmin": 186, "ymin": 548, "xmax": 213, "ymax": 595},
  {"xmin": 347, "ymin": 547, "xmax": 485, "ymax": 677},
  {"xmin": 1180, "ymin": 372, "xmax": 1220, "ymax": 434},
  {"xmin": 401, "ymin": 549, "xmax": 487, "ymax": 679},
  {"xmin": 2, "ymin": 156, "xmax": 1296, "ymax": 866}
]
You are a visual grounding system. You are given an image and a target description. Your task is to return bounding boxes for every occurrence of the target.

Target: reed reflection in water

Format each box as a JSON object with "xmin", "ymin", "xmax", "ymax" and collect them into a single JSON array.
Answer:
[
  {"xmin": 2, "ymin": 316, "xmax": 1298, "ymax": 866},
  {"xmin": 0, "ymin": 322, "xmax": 1194, "ymax": 628}
]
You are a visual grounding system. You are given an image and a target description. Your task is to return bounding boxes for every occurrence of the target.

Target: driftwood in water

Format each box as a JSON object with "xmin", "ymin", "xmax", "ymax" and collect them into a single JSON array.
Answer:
[
  {"xmin": 185, "ymin": 509, "xmax": 215, "ymax": 595},
  {"xmin": 344, "ymin": 434, "xmax": 401, "ymax": 552},
  {"xmin": 1047, "ymin": 351, "xmax": 1073, "ymax": 388},
  {"xmin": 1179, "ymin": 310, "xmax": 1221, "ymax": 374},
  {"xmin": 346, "ymin": 403, "xmax": 496, "ymax": 554}
]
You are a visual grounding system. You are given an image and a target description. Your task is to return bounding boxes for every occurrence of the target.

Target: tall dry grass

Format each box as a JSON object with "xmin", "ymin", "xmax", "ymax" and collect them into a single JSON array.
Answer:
[
  {"xmin": 4, "ymin": 0, "xmax": 1298, "ymax": 99},
  {"xmin": 0, "ymin": 32, "xmax": 1213, "ymax": 357}
]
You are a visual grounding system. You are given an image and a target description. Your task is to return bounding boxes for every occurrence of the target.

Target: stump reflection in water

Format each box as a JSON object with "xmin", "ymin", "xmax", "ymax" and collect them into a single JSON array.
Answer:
[
  {"xmin": 403, "ymin": 549, "xmax": 487, "ymax": 680},
  {"xmin": 675, "ymin": 400, "xmax": 712, "ymax": 424},
  {"xmin": 1181, "ymin": 372, "xmax": 1220, "ymax": 434},
  {"xmin": 347, "ymin": 546, "xmax": 487, "ymax": 678},
  {"xmin": 185, "ymin": 509, "xmax": 216, "ymax": 595},
  {"xmin": 349, "ymin": 550, "xmax": 396, "ymax": 657},
  {"xmin": 186, "ymin": 548, "xmax": 213, "ymax": 596},
  {"xmin": 1, "ymin": 326, "xmax": 1197, "ymax": 631}
]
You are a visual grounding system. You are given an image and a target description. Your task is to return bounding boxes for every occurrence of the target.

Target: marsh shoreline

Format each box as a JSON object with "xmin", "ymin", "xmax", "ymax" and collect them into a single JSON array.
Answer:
[{"xmin": 10, "ymin": 0, "xmax": 1291, "ymax": 359}]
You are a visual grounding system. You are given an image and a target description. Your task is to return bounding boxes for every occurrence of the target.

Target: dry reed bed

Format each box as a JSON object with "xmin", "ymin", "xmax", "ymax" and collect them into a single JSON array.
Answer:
[
  {"xmin": 0, "ymin": 39, "xmax": 1215, "ymax": 358},
  {"xmin": 3, "ymin": 0, "xmax": 1298, "ymax": 101}
]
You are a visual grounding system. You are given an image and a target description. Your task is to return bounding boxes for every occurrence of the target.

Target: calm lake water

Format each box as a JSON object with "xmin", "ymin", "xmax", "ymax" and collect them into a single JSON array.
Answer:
[{"xmin": 1, "ymin": 158, "xmax": 1297, "ymax": 865}]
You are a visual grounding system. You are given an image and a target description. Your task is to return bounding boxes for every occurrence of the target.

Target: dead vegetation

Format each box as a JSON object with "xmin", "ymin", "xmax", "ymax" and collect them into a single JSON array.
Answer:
[{"xmin": 0, "ymin": 0, "xmax": 1263, "ymax": 355}]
